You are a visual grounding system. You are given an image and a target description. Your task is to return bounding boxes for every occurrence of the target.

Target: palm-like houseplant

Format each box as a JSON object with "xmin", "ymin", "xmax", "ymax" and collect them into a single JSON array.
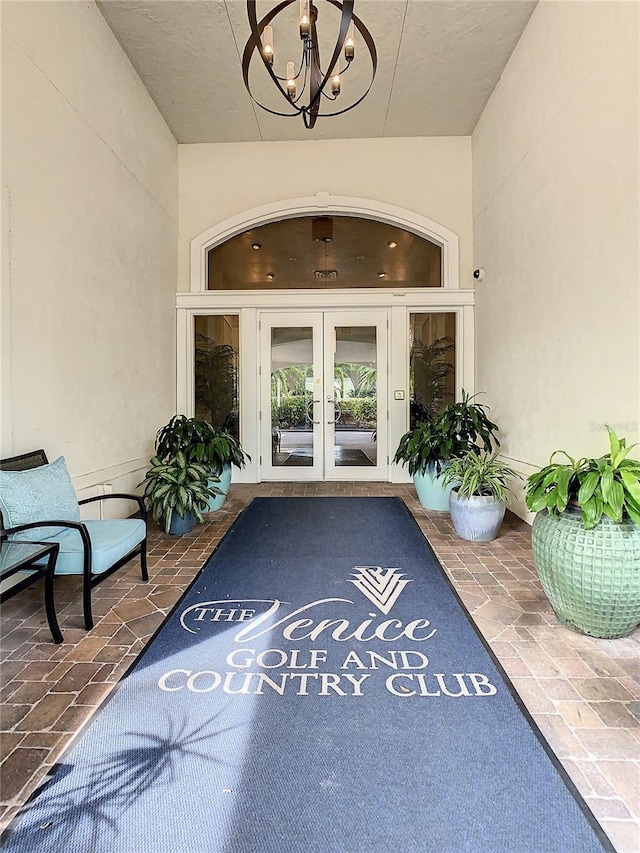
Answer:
[
  {"xmin": 441, "ymin": 451, "xmax": 520, "ymax": 541},
  {"xmin": 194, "ymin": 333, "xmax": 238, "ymax": 434},
  {"xmin": 410, "ymin": 335, "xmax": 455, "ymax": 426},
  {"xmin": 393, "ymin": 390, "xmax": 500, "ymax": 510},
  {"xmin": 525, "ymin": 426, "xmax": 640, "ymax": 638},
  {"xmin": 140, "ymin": 452, "xmax": 221, "ymax": 535}
]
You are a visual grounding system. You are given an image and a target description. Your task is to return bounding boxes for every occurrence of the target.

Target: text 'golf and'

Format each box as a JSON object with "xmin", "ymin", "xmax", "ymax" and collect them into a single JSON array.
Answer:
[{"xmin": 159, "ymin": 598, "xmax": 499, "ymax": 698}]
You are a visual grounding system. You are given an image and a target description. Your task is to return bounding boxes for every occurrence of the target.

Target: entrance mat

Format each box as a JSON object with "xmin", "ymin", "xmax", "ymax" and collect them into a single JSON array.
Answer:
[
  {"xmin": 283, "ymin": 448, "xmax": 374, "ymax": 466},
  {"xmin": 1, "ymin": 498, "xmax": 613, "ymax": 853}
]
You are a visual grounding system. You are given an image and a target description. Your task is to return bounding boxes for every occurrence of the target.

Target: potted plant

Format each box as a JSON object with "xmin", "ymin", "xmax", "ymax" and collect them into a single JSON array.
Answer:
[
  {"xmin": 140, "ymin": 452, "xmax": 221, "ymax": 535},
  {"xmin": 441, "ymin": 451, "xmax": 520, "ymax": 541},
  {"xmin": 393, "ymin": 390, "xmax": 500, "ymax": 511},
  {"xmin": 154, "ymin": 415, "xmax": 250, "ymax": 511},
  {"xmin": 525, "ymin": 425, "xmax": 640, "ymax": 638},
  {"xmin": 195, "ymin": 429, "xmax": 250, "ymax": 511}
]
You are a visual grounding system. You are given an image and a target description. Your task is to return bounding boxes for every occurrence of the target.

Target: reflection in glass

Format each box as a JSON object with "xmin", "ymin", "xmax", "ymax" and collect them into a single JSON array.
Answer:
[
  {"xmin": 207, "ymin": 216, "xmax": 442, "ymax": 290},
  {"xmin": 270, "ymin": 327, "xmax": 314, "ymax": 467},
  {"xmin": 194, "ymin": 315, "xmax": 240, "ymax": 440},
  {"xmin": 333, "ymin": 327, "xmax": 376, "ymax": 467},
  {"xmin": 409, "ymin": 313, "xmax": 456, "ymax": 429}
]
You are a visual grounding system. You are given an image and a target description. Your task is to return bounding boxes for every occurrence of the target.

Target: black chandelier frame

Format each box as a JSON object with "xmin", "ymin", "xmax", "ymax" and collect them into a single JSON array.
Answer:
[{"xmin": 242, "ymin": 0, "xmax": 377, "ymax": 129}]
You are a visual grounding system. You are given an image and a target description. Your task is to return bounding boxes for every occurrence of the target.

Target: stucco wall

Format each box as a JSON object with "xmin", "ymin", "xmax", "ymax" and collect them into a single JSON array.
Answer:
[
  {"xmin": 178, "ymin": 136, "xmax": 473, "ymax": 292},
  {"xmin": 1, "ymin": 1, "xmax": 178, "ymax": 492},
  {"xmin": 473, "ymin": 0, "xmax": 640, "ymax": 519}
]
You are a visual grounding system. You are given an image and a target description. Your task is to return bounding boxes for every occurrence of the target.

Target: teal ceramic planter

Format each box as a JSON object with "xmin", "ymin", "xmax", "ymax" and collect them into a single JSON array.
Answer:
[
  {"xmin": 531, "ymin": 507, "xmax": 640, "ymax": 639},
  {"xmin": 168, "ymin": 510, "xmax": 196, "ymax": 535},
  {"xmin": 413, "ymin": 464, "xmax": 456, "ymax": 512},
  {"xmin": 208, "ymin": 463, "xmax": 232, "ymax": 511},
  {"xmin": 449, "ymin": 492, "xmax": 506, "ymax": 542}
]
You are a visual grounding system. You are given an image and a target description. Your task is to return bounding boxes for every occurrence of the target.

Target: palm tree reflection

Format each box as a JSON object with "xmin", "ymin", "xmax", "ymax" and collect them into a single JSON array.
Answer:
[{"xmin": 3, "ymin": 708, "xmax": 241, "ymax": 852}]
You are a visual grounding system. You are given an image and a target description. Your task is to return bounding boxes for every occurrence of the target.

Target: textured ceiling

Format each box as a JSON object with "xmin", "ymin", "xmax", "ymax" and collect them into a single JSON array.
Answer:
[{"xmin": 97, "ymin": 0, "xmax": 537, "ymax": 143}]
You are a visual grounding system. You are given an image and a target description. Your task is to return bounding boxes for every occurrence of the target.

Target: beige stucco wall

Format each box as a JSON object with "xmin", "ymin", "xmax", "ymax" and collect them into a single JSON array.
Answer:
[
  {"xmin": 178, "ymin": 137, "xmax": 473, "ymax": 292},
  {"xmin": 473, "ymin": 0, "xmax": 640, "ymax": 519},
  {"xmin": 1, "ymin": 1, "xmax": 178, "ymax": 490}
]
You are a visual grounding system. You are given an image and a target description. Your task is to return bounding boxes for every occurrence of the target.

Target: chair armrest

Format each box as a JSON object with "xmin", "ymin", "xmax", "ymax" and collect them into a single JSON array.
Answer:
[
  {"xmin": 78, "ymin": 493, "xmax": 147, "ymax": 522},
  {"xmin": 1, "ymin": 520, "xmax": 92, "ymax": 551}
]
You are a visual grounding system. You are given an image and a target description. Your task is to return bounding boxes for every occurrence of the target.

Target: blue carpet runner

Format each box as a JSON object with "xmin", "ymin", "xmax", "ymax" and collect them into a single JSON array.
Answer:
[{"xmin": 2, "ymin": 497, "xmax": 613, "ymax": 852}]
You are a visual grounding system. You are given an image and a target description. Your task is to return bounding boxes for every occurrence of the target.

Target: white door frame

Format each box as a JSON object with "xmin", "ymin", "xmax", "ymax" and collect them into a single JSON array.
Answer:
[
  {"xmin": 177, "ymin": 299, "xmax": 473, "ymax": 484},
  {"xmin": 177, "ymin": 193, "xmax": 475, "ymax": 483},
  {"xmin": 259, "ymin": 309, "xmax": 389, "ymax": 482}
]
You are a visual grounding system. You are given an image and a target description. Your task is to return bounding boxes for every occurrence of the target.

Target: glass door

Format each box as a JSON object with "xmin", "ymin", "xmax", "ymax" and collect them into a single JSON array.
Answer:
[
  {"xmin": 260, "ymin": 313, "xmax": 324, "ymax": 481},
  {"xmin": 323, "ymin": 312, "xmax": 387, "ymax": 480},
  {"xmin": 260, "ymin": 311, "xmax": 388, "ymax": 481}
]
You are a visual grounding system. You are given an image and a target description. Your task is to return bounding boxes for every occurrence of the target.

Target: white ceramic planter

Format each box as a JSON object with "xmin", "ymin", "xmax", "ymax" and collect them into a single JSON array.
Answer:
[{"xmin": 449, "ymin": 492, "xmax": 506, "ymax": 542}]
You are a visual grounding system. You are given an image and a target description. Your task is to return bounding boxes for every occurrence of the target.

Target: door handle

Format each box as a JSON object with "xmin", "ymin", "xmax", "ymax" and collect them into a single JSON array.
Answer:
[
  {"xmin": 306, "ymin": 399, "xmax": 321, "ymax": 424},
  {"xmin": 327, "ymin": 399, "xmax": 342, "ymax": 424}
]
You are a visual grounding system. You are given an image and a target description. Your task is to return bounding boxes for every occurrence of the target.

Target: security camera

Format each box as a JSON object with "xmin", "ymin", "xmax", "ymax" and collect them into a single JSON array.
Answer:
[{"xmin": 473, "ymin": 268, "xmax": 485, "ymax": 281}]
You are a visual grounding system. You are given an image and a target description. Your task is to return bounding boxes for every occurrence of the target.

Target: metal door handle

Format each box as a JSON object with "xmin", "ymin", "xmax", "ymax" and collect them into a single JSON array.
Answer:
[
  {"xmin": 306, "ymin": 399, "xmax": 321, "ymax": 424},
  {"xmin": 327, "ymin": 399, "xmax": 342, "ymax": 424}
]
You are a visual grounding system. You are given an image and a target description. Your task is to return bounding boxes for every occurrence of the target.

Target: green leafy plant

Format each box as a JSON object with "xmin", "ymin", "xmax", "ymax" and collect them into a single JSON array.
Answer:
[
  {"xmin": 525, "ymin": 426, "xmax": 640, "ymax": 529},
  {"xmin": 272, "ymin": 397, "xmax": 309, "ymax": 429},
  {"xmin": 196, "ymin": 430, "xmax": 250, "ymax": 475},
  {"xmin": 442, "ymin": 451, "xmax": 520, "ymax": 501},
  {"xmin": 155, "ymin": 415, "xmax": 249, "ymax": 475},
  {"xmin": 140, "ymin": 452, "xmax": 221, "ymax": 532},
  {"xmin": 334, "ymin": 363, "xmax": 377, "ymax": 398},
  {"xmin": 337, "ymin": 398, "xmax": 377, "ymax": 427},
  {"xmin": 194, "ymin": 334, "xmax": 238, "ymax": 433},
  {"xmin": 393, "ymin": 390, "xmax": 500, "ymax": 476},
  {"xmin": 271, "ymin": 366, "xmax": 310, "ymax": 397},
  {"xmin": 410, "ymin": 336, "xmax": 455, "ymax": 424}
]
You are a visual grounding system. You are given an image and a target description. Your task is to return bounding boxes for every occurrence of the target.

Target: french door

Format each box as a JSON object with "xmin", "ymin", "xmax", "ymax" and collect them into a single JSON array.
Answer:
[{"xmin": 259, "ymin": 311, "xmax": 388, "ymax": 480}]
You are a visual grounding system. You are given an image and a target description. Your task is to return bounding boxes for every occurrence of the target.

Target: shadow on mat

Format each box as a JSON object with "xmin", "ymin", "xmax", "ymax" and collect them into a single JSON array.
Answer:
[{"xmin": 1, "ymin": 709, "xmax": 241, "ymax": 852}]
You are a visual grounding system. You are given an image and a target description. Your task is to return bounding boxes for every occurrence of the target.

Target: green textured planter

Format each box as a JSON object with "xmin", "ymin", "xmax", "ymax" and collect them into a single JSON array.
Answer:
[{"xmin": 531, "ymin": 507, "xmax": 640, "ymax": 639}]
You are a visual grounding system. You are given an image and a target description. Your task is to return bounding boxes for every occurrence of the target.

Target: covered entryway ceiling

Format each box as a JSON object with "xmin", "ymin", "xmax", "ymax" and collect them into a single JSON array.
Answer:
[
  {"xmin": 207, "ymin": 216, "xmax": 443, "ymax": 289},
  {"xmin": 97, "ymin": 0, "xmax": 537, "ymax": 144}
]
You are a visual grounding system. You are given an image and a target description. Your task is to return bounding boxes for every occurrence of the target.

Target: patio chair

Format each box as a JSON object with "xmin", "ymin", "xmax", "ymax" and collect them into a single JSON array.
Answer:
[{"xmin": 0, "ymin": 450, "xmax": 148, "ymax": 630}]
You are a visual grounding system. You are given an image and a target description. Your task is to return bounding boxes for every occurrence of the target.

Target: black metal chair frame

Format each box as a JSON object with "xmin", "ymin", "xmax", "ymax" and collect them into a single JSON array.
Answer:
[{"xmin": 0, "ymin": 449, "xmax": 148, "ymax": 630}]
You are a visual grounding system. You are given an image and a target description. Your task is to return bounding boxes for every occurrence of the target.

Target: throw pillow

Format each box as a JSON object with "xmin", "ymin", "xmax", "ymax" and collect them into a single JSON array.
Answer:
[{"xmin": 0, "ymin": 456, "xmax": 81, "ymax": 541}]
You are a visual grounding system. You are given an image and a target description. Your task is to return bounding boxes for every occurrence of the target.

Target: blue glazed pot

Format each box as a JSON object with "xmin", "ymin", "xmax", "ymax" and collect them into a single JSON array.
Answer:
[
  {"xmin": 208, "ymin": 463, "xmax": 232, "ymax": 511},
  {"xmin": 449, "ymin": 491, "xmax": 506, "ymax": 542},
  {"xmin": 413, "ymin": 463, "xmax": 456, "ymax": 512},
  {"xmin": 168, "ymin": 510, "xmax": 196, "ymax": 535}
]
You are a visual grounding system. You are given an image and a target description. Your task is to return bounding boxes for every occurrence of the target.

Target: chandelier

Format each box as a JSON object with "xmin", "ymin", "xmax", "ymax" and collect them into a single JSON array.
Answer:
[{"xmin": 242, "ymin": 1, "xmax": 377, "ymax": 129}]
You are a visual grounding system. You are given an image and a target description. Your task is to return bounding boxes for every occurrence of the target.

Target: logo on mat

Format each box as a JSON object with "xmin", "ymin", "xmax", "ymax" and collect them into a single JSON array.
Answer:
[{"xmin": 348, "ymin": 566, "xmax": 412, "ymax": 615}]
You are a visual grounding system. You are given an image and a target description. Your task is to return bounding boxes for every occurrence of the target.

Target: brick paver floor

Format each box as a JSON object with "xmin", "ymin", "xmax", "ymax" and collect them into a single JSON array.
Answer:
[{"xmin": 1, "ymin": 483, "xmax": 638, "ymax": 852}]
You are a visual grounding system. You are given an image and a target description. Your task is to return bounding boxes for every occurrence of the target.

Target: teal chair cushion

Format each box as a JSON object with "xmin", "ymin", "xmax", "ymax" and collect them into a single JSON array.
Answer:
[
  {"xmin": 0, "ymin": 456, "xmax": 80, "ymax": 541},
  {"xmin": 34, "ymin": 519, "xmax": 146, "ymax": 575}
]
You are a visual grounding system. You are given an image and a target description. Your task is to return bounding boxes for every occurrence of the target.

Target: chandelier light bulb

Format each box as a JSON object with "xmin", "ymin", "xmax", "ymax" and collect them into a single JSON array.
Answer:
[
  {"xmin": 286, "ymin": 61, "xmax": 297, "ymax": 100},
  {"xmin": 299, "ymin": 0, "xmax": 310, "ymax": 38},
  {"xmin": 344, "ymin": 21, "xmax": 355, "ymax": 61},
  {"xmin": 262, "ymin": 25, "xmax": 274, "ymax": 65},
  {"xmin": 331, "ymin": 72, "xmax": 341, "ymax": 97}
]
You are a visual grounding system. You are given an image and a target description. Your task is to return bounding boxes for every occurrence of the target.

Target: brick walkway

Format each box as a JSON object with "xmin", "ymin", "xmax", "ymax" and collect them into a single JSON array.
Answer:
[{"xmin": 1, "ymin": 483, "xmax": 638, "ymax": 852}]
